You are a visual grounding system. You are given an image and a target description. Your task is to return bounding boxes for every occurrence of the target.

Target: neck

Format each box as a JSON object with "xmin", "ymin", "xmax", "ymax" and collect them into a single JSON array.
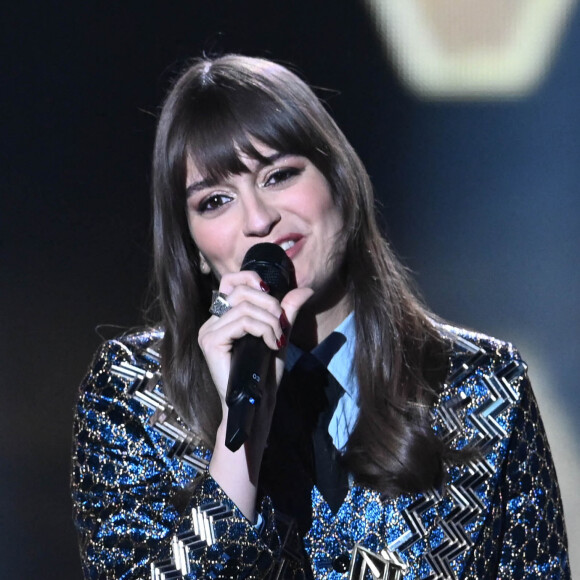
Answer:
[{"xmin": 291, "ymin": 285, "xmax": 351, "ymax": 351}]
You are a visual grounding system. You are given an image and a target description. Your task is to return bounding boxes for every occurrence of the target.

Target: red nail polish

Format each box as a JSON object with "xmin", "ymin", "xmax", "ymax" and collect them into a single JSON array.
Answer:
[
  {"xmin": 276, "ymin": 334, "xmax": 287, "ymax": 349},
  {"xmin": 260, "ymin": 280, "xmax": 270, "ymax": 293},
  {"xmin": 280, "ymin": 309, "xmax": 290, "ymax": 330}
]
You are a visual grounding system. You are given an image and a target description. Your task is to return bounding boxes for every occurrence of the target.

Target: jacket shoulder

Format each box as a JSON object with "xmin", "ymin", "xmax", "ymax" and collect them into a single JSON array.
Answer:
[
  {"xmin": 116, "ymin": 326, "xmax": 164, "ymax": 349},
  {"xmin": 83, "ymin": 327, "xmax": 164, "ymax": 390},
  {"xmin": 430, "ymin": 322, "xmax": 529, "ymax": 453},
  {"xmin": 78, "ymin": 327, "xmax": 210, "ymax": 473},
  {"xmin": 433, "ymin": 322, "xmax": 525, "ymax": 385},
  {"xmin": 435, "ymin": 322, "xmax": 522, "ymax": 365}
]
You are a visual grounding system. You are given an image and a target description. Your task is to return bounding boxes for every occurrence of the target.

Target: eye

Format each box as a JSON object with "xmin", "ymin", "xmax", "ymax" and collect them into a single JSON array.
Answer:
[
  {"xmin": 263, "ymin": 166, "xmax": 302, "ymax": 188},
  {"xmin": 197, "ymin": 193, "xmax": 233, "ymax": 213}
]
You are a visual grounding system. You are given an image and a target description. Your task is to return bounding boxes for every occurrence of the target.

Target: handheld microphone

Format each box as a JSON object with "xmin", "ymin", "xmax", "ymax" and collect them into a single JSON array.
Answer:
[{"xmin": 225, "ymin": 242, "xmax": 296, "ymax": 451}]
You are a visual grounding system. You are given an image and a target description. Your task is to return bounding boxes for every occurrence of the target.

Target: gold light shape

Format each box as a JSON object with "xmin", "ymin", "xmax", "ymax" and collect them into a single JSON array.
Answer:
[{"xmin": 363, "ymin": 0, "xmax": 578, "ymax": 98}]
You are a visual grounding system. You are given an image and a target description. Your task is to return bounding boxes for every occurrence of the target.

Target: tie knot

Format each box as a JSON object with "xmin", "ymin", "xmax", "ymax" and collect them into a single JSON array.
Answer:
[
  {"xmin": 289, "ymin": 335, "xmax": 345, "ymax": 417},
  {"xmin": 292, "ymin": 331, "xmax": 346, "ymax": 374},
  {"xmin": 311, "ymin": 331, "xmax": 346, "ymax": 367}
]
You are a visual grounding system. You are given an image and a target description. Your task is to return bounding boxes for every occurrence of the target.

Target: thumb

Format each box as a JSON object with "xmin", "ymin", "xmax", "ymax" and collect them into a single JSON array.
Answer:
[
  {"xmin": 280, "ymin": 287, "xmax": 314, "ymax": 326},
  {"xmin": 273, "ymin": 288, "xmax": 314, "ymax": 384}
]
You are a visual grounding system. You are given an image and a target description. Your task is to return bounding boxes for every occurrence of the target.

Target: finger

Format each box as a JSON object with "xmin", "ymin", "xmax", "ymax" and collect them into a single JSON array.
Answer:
[
  {"xmin": 213, "ymin": 299, "xmax": 283, "ymax": 340},
  {"xmin": 203, "ymin": 293, "xmax": 286, "ymax": 343},
  {"xmin": 218, "ymin": 271, "xmax": 268, "ymax": 296},
  {"xmin": 280, "ymin": 287, "xmax": 315, "ymax": 327},
  {"xmin": 222, "ymin": 285, "xmax": 283, "ymax": 319},
  {"xmin": 204, "ymin": 313, "xmax": 282, "ymax": 352}
]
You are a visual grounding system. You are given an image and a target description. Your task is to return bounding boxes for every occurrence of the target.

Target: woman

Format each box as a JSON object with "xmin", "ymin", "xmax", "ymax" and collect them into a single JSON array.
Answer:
[{"xmin": 71, "ymin": 55, "xmax": 569, "ymax": 579}]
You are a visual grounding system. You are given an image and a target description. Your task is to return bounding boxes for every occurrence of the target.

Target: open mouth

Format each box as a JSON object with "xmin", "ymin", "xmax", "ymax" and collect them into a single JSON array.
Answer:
[{"xmin": 278, "ymin": 240, "xmax": 296, "ymax": 251}]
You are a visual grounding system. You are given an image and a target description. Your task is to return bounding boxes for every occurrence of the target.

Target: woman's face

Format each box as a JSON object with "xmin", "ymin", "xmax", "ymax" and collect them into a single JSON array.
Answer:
[{"xmin": 185, "ymin": 143, "xmax": 345, "ymax": 293}]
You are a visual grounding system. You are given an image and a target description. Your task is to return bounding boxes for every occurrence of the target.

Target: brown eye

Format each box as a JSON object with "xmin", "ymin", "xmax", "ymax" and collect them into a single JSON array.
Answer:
[
  {"xmin": 198, "ymin": 194, "xmax": 232, "ymax": 213},
  {"xmin": 264, "ymin": 167, "xmax": 301, "ymax": 187}
]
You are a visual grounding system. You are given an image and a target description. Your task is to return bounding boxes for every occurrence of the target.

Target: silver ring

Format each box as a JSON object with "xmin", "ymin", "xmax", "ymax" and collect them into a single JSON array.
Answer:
[{"xmin": 209, "ymin": 291, "xmax": 232, "ymax": 318}]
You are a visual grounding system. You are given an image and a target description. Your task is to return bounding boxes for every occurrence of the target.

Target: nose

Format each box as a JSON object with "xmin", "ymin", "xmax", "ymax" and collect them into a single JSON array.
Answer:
[{"xmin": 241, "ymin": 190, "xmax": 281, "ymax": 237}]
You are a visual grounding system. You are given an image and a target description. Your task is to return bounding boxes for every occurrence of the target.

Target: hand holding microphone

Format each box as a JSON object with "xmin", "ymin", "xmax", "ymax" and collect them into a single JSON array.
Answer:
[
  {"xmin": 199, "ymin": 242, "xmax": 313, "ymax": 453},
  {"xmin": 224, "ymin": 243, "xmax": 296, "ymax": 451}
]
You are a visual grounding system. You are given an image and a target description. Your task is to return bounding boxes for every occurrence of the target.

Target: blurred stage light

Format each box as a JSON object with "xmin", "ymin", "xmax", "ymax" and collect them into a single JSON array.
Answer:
[{"xmin": 363, "ymin": 0, "xmax": 578, "ymax": 99}]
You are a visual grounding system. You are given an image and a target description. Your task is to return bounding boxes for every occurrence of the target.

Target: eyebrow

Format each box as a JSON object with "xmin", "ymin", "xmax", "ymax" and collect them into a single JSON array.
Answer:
[
  {"xmin": 185, "ymin": 151, "xmax": 289, "ymax": 198},
  {"xmin": 186, "ymin": 178, "xmax": 217, "ymax": 197}
]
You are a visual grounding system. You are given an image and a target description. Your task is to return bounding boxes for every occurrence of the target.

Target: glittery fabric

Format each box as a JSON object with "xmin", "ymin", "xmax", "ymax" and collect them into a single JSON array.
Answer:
[
  {"xmin": 71, "ymin": 325, "xmax": 569, "ymax": 579},
  {"xmin": 71, "ymin": 331, "xmax": 279, "ymax": 579}
]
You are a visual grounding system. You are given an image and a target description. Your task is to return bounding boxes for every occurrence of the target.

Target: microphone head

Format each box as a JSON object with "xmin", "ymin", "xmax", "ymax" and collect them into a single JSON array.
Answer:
[{"xmin": 241, "ymin": 243, "xmax": 296, "ymax": 299}]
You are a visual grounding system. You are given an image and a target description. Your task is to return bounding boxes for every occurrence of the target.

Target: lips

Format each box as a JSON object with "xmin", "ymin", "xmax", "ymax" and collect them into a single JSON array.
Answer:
[
  {"xmin": 274, "ymin": 234, "xmax": 304, "ymax": 260},
  {"xmin": 279, "ymin": 240, "xmax": 295, "ymax": 251}
]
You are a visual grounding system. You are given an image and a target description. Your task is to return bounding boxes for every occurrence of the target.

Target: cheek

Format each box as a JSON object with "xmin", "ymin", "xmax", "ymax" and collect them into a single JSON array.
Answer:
[
  {"xmin": 188, "ymin": 219, "xmax": 213, "ymax": 260},
  {"xmin": 319, "ymin": 200, "xmax": 344, "ymax": 235},
  {"xmin": 313, "ymin": 181, "xmax": 340, "ymax": 220},
  {"xmin": 296, "ymin": 181, "xmax": 338, "ymax": 223},
  {"xmin": 189, "ymin": 221, "xmax": 234, "ymax": 275}
]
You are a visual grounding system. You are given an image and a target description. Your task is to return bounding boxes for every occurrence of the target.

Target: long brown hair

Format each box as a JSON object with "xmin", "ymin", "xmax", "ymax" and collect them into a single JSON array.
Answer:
[{"xmin": 152, "ymin": 54, "xmax": 453, "ymax": 496}]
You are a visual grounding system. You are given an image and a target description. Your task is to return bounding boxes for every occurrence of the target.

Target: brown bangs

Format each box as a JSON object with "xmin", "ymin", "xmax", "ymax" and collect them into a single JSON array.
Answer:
[{"xmin": 177, "ymin": 77, "xmax": 330, "ymax": 186}]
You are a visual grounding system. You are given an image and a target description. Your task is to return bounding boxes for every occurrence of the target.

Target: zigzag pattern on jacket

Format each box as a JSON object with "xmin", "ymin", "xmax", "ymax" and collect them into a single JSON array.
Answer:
[
  {"xmin": 105, "ymin": 325, "xmax": 526, "ymax": 579},
  {"xmin": 387, "ymin": 332, "xmax": 524, "ymax": 579}
]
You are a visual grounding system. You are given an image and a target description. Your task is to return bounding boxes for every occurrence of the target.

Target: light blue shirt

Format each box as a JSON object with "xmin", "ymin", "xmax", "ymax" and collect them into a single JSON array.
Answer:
[{"xmin": 285, "ymin": 312, "xmax": 359, "ymax": 451}]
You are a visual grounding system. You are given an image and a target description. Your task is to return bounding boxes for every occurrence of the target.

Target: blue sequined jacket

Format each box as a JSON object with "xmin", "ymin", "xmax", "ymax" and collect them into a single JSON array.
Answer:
[{"xmin": 71, "ymin": 324, "xmax": 569, "ymax": 579}]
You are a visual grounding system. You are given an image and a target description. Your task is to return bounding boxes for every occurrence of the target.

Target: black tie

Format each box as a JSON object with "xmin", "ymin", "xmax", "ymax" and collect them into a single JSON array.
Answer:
[
  {"xmin": 297, "ymin": 333, "xmax": 349, "ymax": 512},
  {"xmin": 259, "ymin": 332, "xmax": 350, "ymax": 536}
]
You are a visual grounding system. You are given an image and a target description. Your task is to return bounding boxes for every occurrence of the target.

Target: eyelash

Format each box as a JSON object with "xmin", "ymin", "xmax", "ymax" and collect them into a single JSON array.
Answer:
[
  {"xmin": 194, "ymin": 164, "xmax": 303, "ymax": 214},
  {"xmin": 197, "ymin": 193, "xmax": 232, "ymax": 213},
  {"xmin": 263, "ymin": 166, "xmax": 301, "ymax": 187}
]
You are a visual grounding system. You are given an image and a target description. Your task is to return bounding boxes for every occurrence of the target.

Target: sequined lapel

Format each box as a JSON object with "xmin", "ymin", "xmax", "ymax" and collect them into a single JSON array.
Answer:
[{"xmin": 303, "ymin": 326, "xmax": 525, "ymax": 579}]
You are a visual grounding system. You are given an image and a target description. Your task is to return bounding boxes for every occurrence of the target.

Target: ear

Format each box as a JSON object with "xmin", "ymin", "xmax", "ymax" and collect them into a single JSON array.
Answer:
[{"xmin": 199, "ymin": 252, "xmax": 211, "ymax": 275}]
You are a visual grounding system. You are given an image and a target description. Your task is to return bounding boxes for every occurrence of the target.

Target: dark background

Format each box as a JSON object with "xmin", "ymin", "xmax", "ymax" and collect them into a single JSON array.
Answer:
[{"xmin": 2, "ymin": 2, "xmax": 579, "ymax": 577}]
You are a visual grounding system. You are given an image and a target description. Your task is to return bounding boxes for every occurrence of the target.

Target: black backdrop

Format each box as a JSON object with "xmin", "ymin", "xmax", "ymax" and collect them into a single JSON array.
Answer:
[{"xmin": 2, "ymin": 2, "xmax": 579, "ymax": 577}]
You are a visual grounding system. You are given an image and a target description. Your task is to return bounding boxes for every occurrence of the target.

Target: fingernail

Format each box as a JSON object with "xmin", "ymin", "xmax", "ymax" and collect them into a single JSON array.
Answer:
[
  {"xmin": 276, "ymin": 334, "xmax": 287, "ymax": 349},
  {"xmin": 280, "ymin": 309, "xmax": 290, "ymax": 331},
  {"xmin": 260, "ymin": 280, "xmax": 270, "ymax": 293}
]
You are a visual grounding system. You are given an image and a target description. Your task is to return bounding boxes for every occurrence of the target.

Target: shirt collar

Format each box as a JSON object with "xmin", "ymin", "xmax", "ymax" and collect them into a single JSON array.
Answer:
[
  {"xmin": 285, "ymin": 311, "xmax": 357, "ymax": 399},
  {"xmin": 286, "ymin": 312, "xmax": 359, "ymax": 451}
]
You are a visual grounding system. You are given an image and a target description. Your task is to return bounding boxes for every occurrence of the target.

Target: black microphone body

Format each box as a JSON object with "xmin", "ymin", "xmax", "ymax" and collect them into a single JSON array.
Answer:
[{"xmin": 225, "ymin": 243, "xmax": 296, "ymax": 451}]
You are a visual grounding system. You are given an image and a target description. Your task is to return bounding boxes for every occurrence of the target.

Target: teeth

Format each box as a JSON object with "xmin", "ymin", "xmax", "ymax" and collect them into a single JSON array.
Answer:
[{"xmin": 279, "ymin": 240, "xmax": 296, "ymax": 251}]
